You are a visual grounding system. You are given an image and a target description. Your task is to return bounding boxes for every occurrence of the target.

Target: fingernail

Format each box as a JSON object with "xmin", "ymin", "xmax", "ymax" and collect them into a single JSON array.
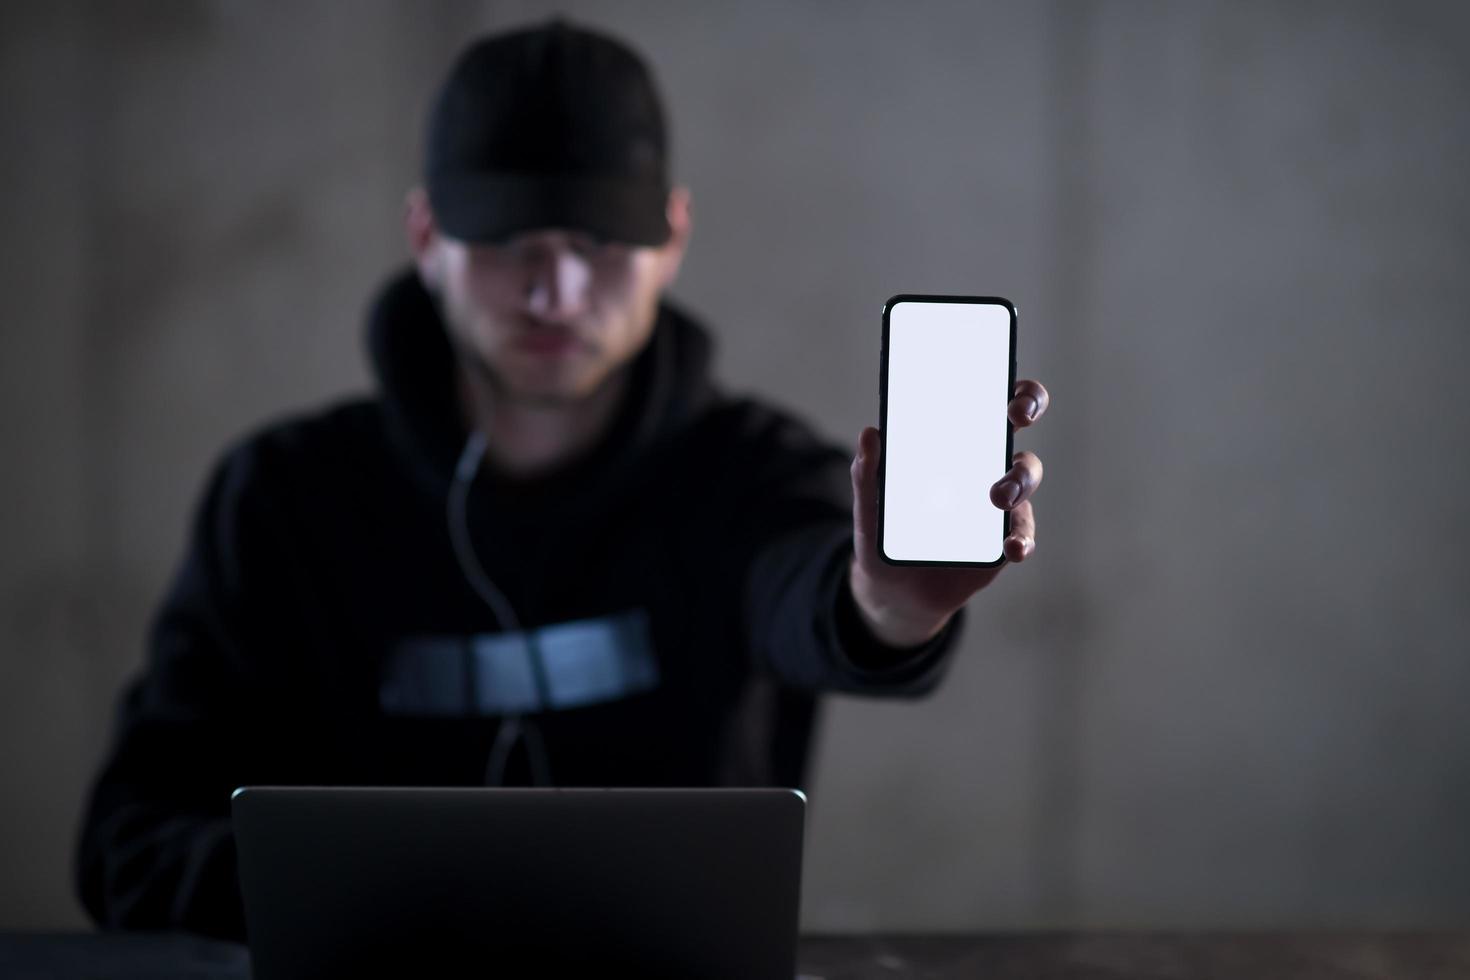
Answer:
[
  {"xmin": 993, "ymin": 479, "xmax": 1020, "ymax": 509},
  {"xmin": 1022, "ymin": 536, "xmax": 1034, "ymax": 557},
  {"xmin": 1023, "ymin": 396, "xmax": 1040, "ymax": 421}
]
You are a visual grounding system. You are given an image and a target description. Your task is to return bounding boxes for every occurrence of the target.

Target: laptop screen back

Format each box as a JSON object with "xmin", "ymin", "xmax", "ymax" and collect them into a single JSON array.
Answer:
[{"xmin": 232, "ymin": 787, "xmax": 805, "ymax": 980}]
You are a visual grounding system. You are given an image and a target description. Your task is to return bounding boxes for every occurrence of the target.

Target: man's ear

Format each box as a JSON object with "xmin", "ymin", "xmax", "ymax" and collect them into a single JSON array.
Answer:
[
  {"xmin": 656, "ymin": 186, "xmax": 693, "ymax": 289},
  {"xmin": 404, "ymin": 187, "xmax": 442, "ymax": 290}
]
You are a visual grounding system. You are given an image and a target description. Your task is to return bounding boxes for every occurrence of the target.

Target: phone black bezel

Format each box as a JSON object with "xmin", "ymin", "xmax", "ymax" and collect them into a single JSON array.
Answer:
[{"xmin": 877, "ymin": 293, "xmax": 1018, "ymax": 567}]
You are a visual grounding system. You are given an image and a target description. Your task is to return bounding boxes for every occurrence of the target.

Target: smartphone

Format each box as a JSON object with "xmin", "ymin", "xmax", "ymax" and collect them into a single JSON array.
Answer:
[{"xmin": 878, "ymin": 294, "xmax": 1017, "ymax": 566}]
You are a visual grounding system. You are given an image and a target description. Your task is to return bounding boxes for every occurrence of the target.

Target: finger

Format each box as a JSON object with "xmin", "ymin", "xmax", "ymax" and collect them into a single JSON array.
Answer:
[
  {"xmin": 989, "ymin": 450, "xmax": 1044, "ymax": 510},
  {"xmin": 1003, "ymin": 499, "xmax": 1036, "ymax": 562},
  {"xmin": 1009, "ymin": 379, "xmax": 1051, "ymax": 428},
  {"xmin": 850, "ymin": 426, "xmax": 881, "ymax": 554}
]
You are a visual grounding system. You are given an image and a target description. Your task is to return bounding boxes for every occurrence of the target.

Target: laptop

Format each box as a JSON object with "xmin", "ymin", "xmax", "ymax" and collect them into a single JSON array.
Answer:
[{"xmin": 232, "ymin": 786, "xmax": 806, "ymax": 979}]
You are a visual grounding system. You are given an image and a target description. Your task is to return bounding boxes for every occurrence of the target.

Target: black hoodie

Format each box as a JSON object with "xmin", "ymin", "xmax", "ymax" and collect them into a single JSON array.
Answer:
[{"xmin": 74, "ymin": 270, "xmax": 964, "ymax": 940}]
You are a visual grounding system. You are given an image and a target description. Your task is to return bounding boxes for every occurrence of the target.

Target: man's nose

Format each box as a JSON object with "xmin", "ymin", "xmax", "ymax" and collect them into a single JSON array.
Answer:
[{"xmin": 525, "ymin": 249, "xmax": 591, "ymax": 319}]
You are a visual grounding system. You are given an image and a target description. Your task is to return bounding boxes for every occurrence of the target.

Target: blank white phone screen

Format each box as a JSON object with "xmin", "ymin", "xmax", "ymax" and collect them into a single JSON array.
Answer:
[{"xmin": 882, "ymin": 299, "xmax": 1012, "ymax": 564}]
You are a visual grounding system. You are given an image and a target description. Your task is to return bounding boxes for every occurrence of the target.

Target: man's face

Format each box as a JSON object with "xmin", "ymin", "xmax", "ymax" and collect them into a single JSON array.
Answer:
[{"xmin": 429, "ymin": 227, "xmax": 672, "ymax": 406}]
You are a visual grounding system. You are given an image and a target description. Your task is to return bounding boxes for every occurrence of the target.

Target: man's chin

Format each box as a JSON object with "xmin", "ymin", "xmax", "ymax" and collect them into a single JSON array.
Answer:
[
  {"xmin": 500, "ymin": 372, "xmax": 604, "ymax": 407},
  {"xmin": 475, "ymin": 349, "xmax": 628, "ymax": 409},
  {"xmin": 504, "ymin": 386, "xmax": 588, "ymax": 408}
]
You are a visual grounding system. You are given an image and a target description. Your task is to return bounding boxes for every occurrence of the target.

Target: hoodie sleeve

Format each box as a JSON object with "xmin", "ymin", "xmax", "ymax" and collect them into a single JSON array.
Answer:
[
  {"xmin": 748, "ymin": 522, "xmax": 965, "ymax": 693},
  {"xmin": 728, "ymin": 405, "xmax": 964, "ymax": 695},
  {"xmin": 75, "ymin": 435, "xmax": 322, "ymax": 942}
]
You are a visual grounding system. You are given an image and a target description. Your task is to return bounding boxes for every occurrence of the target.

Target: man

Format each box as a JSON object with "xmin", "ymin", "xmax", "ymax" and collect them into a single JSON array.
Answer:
[{"xmin": 76, "ymin": 20, "xmax": 1048, "ymax": 940}]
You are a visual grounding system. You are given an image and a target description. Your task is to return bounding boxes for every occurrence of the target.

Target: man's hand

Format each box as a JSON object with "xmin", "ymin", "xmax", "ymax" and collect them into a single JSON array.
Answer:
[{"xmin": 848, "ymin": 379, "xmax": 1050, "ymax": 648}]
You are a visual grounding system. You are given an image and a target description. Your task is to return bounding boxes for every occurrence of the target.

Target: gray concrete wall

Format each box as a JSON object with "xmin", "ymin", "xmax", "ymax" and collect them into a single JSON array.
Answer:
[{"xmin": 2, "ymin": 0, "xmax": 1467, "ymax": 931}]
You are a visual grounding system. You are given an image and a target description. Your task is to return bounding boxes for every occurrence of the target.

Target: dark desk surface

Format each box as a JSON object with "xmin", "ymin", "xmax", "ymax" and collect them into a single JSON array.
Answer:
[{"xmin": 3, "ymin": 931, "xmax": 1469, "ymax": 979}]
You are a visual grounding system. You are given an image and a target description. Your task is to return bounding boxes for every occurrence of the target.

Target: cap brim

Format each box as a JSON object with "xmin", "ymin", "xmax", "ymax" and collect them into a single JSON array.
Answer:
[{"xmin": 428, "ymin": 172, "xmax": 671, "ymax": 246}]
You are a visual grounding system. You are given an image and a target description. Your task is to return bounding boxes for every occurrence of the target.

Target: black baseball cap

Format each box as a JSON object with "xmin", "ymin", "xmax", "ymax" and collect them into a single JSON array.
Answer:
[{"xmin": 424, "ymin": 19, "xmax": 672, "ymax": 246}]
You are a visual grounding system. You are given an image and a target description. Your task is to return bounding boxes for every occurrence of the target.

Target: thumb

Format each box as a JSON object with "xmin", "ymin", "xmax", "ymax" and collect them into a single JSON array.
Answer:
[{"xmin": 850, "ymin": 426, "xmax": 881, "ymax": 556}]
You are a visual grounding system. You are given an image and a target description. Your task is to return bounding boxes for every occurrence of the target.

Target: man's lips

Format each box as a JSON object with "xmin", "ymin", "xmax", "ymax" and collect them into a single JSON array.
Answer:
[{"xmin": 513, "ymin": 330, "xmax": 585, "ymax": 355}]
